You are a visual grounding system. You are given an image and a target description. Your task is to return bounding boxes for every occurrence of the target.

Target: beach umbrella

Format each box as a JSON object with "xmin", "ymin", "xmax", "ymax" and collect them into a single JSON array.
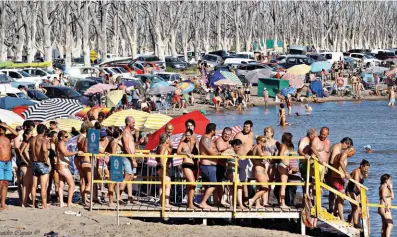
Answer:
[
  {"xmin": 143, "ymin": 113, "xmax": 172, "ymax": 131},
  {"xmin": 286, "ymin": 64, "xmax": 311, "ymax": 75},
  {"xmin": 282, "ymin": 73, "xmax": 305, "ymax": 89},
  {"xmin": 385, "ymin": 68, "xmax": 397, "ymax": 77},
  {"xmin": 362, "ymin": 74, "xmax": 374, "ymax": 84},
  {"xmin": 42, "ymin": 118, "xmax": 83, "ymax": 132},
  {"xmin": 144, "ymin": 110, "xmax": 209, "ymax": 150},
  {"xmin": 101, "ymin": 109, "xmax": 148, "ymax": 128},
  {"xmin": 0, "ymin": 97, "xmax": 36, "ymax": 110},
  {"xmin": 106, "ymin": 90, "xmax": 123, "ymax": 108},
  {"xmin": 22, "ymin": 98, "xmax": 83, "ymax": 122},
  {"xmin": 365, "ymin": 66, "xmax": 389, "ymax": 74},
  {"xmin": 245, "ymin": 69, "xmax": 273, "ymax": 84},
  {"xmin": 214, "ymin": 79, "xmax": 237, "ymax": 86},
  {"xmin": 148, "ymin": 85, "xmax": 175, "ymax": 95},
  {"xmin": 122, "ymin": 80, "xmax": 141, "ymax": 88},
  {"xmin": 151, "ymin": 81, "xmax": 169, "ymax": 89},
  {"xmin": 84, "ymin": 83, "xmax": 116, "ymax": 95},
  {"xmin": 280, "ymin": 87, "xmax": 297, "ymax": 97},
  {"xmin": 177, "ymin": 81, "xmax": 195, "ymax": 94},
  {"xmin": 12, "ymin": 105, "xmax": 29, "ymax": 118},
  {"xmin": 209, "ymin": 70, "xmax": 242, "ymax": 87},
  {"xmin": 310, "ymin": 61, "xmax": 332, "ymax": 72},
  {"xmin": 0, "ymin": 109, "xmax": 24, "ymax": 127}
]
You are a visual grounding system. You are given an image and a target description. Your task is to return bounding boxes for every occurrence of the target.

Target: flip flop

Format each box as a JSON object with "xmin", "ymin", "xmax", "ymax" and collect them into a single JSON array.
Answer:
[{"xmin": 75, "ymin": 211, "xmax": 82, "ymax": 217}]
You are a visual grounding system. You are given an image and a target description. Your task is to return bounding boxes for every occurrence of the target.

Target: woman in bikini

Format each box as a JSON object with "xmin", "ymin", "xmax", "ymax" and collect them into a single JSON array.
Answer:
[
  {"xmin": 223, "ymin": 139, "xmax": 246, "ymax": 209},
  {"xmin": 97, "ymin": 129, "xmax": 110, "ymax": 202},
  {"xmin": 77, "ymin": 121, "xmax": 93, "ymax": 206},
  {"xmin": 47, "ymin": 131, "xmax": 60, "ymax": 204},
  {"xmin": 346, "ymin": 159, "xmax": 370, "ymax": 228},
  {"xmin": 20, "ymin": 129, "xmax": 33, "ymax": 207},
  {"xmin": 378, "ymin": 174, "xmax": 394, "ymax": 237},
  {"xmin": 278, "ymin": 132, "xmax": 294, "ymax": 208},
  {"xmin": 177, "ymin": 129, "xmax": 199, "ymax": 209},
  {"xmin": 156, "ymin": 133, "xmax": 172, "ymax": 207},
  {"xmin": 57, "ymin": 130, "xmax": 83, "ymax": 207},
  {"xmin": 263, "ymin": 126, "xmax": 279, "ymax": 206},
  {"xmin": 247, "ymin": 136, "xmax": 269, "ymax": 209},
  {"xmin": 107, "ymin": 127, "xmax": 123, "ymax": 206},
  {"xmin": 278, "ymin": 103, "xmax": 287, "ymax": 126}
]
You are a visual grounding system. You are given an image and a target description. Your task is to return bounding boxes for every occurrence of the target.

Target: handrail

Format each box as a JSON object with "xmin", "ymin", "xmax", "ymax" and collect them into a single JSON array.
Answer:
[{"xmin": 310, "ymin": 156, "xmax": 368, "ymax": 191}]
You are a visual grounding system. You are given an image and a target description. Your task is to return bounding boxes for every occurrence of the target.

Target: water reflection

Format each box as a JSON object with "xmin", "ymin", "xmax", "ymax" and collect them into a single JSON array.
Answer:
[{"xmin": 207, "ymin": 100, "xmax": 396, "ymax": 236}]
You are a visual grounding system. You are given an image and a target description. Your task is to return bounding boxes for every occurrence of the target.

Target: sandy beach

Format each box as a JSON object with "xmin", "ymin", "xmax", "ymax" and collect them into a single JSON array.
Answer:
[{"xmin": 0, "ymin": 205, "xmax": 305, "ymax": 237}]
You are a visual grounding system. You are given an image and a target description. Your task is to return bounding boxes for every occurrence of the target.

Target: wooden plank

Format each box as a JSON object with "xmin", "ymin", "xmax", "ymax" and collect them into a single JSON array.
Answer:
[
  {"xmin": 273, "ymin": 206, "xmax": 282, "ymax": 212},
  {"xmin": 265, "ymin": 207, "xmax": 273, "ymax": 212}
]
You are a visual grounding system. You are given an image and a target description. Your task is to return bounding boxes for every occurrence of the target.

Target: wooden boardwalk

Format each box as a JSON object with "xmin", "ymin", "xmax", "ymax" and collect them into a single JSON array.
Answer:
[{"xmin": 90, "ymin": 200, "xmax": 302, "ymax": 219}]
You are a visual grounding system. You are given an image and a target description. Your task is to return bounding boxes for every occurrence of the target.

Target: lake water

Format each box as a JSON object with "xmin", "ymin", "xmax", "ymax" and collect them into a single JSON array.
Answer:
[{"xmin": 206, "ymin": 100, "xmax": 397, "ymax": 236}]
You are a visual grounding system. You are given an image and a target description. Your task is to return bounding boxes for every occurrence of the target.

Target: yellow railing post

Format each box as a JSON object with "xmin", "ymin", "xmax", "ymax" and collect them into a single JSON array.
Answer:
[
  {"xmin": 161, "ymin": 156, "xmax": 166, "ymax": 218},
  {"xmin": 313, "ymin": 159, "xmax": 322, "ymax": 218},
  {"xmin": 232, "ymin": 158, "xmax": 238, "ymax": 218},
  {"xmin": 360, "ymin": 187, "xmax": 369, "ymax": 237},
  {"xmin": 305, "ymin": 157, "xmax": 310, "ymax": 195}
]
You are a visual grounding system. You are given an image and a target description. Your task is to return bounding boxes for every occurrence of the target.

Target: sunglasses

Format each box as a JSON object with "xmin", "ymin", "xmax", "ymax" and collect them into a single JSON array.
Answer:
[{"xmin": 64, "ymin": 135, "xmax": 69, "ymax": 138}]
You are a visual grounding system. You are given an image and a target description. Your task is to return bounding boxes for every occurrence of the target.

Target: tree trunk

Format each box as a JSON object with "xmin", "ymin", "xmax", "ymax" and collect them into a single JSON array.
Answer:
[
  {"xmin": 83, "ymin": 1, "xmax": 90, "ymax": 66},
  {"xmin": 170, "ymin": 29, "xmax": 177, "ymax": 57},
  {"xmin": 216, "ymin": 1, "xmax": 222, "ymax": 50},
  {"xmin": 234, "ymin": 1, "xmax": 240, "ymax": 52},
  {"xmin": 42, "ymin": 1, "xmax": 52, "ymax": 62},
  {"xmin": 65, "ymin": 4, "xmax": 72, "ymax": 68}
]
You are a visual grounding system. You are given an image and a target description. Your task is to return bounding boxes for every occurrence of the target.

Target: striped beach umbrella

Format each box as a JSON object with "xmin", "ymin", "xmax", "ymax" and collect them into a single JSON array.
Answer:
[
  {"xmin": 101, "ymin": 109, "xmax": 148, "ymax": 128},
  {"xmin": 220, "ymin": 71, "xmax": 243, "ymax": 86},
  {"xmin": 143, "ymin": 113, "xmax": 172, "ymax": 131},
  {"xmin": 0, "ymin": 109, "xmax": 24, "ymax": 128},
  {"xmin": 22, "ymin": 98, "xmax": 83, "ymax": 122}
]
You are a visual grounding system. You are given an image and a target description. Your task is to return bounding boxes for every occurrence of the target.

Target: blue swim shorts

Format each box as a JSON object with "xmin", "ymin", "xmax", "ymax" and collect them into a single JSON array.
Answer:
[
  {"xmin": 122, "ymin": 157, "xmax": 136, "ymax": 175},
  {"xmin": 32, "ymin": 162, "xmax": 50, "ymax": 176},
  {"xmin": 0, "ymin": 160, "xmax": 12, "ymax": 181},
  {"xmin": 199, "ymin": 165, "xmax": 217, "ymax": 183}
]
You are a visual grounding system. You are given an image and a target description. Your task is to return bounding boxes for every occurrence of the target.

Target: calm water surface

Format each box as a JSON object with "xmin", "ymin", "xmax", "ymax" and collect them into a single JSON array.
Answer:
[{"xmin": 206, "ymin": 101, "xmax": 397, "ymax": 236}]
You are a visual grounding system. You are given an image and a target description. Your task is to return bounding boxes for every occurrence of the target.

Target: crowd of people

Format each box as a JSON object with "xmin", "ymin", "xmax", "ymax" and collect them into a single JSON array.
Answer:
[{"xmin": 0, "ymin": 115, "xmax": 393, "ymax": 236}]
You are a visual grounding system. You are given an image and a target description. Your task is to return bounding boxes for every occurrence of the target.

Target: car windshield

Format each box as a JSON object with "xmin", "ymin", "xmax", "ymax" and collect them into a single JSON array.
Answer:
[
  {"xmin": 65, "ymin": 88, "xmax": 81, "ymax": 97},
  {"xmin": 0, "ymin": 74, "xmax": 12, "ymax": 82},
  {"xmin": 111, "ymin": 68, "xmax": 122, "ymax": 73},
  {"xmin": 168, "ymin": 58, "xmax": 179, "ymax": 62},
  {"xmin": 157, "ymin": 74, "xmax": 171, "ymax": 80},
  {"xmin": 118, "ymin": 67, "xmax": 128, "ymax": 73},
  {"xmin": 203, "ymin": 55, "xmax": 217, "ymax": 61},
  {"xmin": 19, "ymin": 70, "xmax": 31, "ymax": 77},
  {"xmin": 150, "ymin": 75, "xmax": 165, "ymax": 84},
  {"xmin": 45, "ymin": 70, "xmax": 54, "ymax": 74},
  {"xmin": 387, "ymin": 52, "xmax": 395, "ymax": 56},
  {"xmin": 236, "ymin": 54, "xmax": 250, "ymax": 58},
  {"xmin": 16, "ymin": 92, "xmax": 31, "ymax": 100},
  {"xmin": 28, "ymin": 90, "xmax": 48, "ymax": 100},
  {"xmin": 144, "ymin": 56, "xmax": 160, "ymax": 61}
]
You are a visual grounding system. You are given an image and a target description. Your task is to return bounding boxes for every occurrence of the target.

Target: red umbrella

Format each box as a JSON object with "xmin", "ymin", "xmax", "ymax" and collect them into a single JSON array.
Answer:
[
  {"xmin": 144, "ymin": 110, "xmax": 209, "ymax": 150},
  {"xmin": 12, "ymin": 105, "xmax": 29, "ymax": 119}
]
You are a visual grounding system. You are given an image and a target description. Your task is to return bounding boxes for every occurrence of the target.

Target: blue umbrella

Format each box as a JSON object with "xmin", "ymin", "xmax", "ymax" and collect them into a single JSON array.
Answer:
[
  {"xmin": 310, "ymin": 61, "xmax": 332, "ymax": 72},
  {"xmin": 280, "ymin": 87, "xmax": 297, "ymax": 97},
  {"xmin": 0, "ymin": 97, "xmax": 36, "ymax": 110},
  {"xmin": 209, "ymin": 70, "xmax": 225, "ymax": 87},
  {"xmin": 177, "ymin": 80, "xmax": 195, "ymax": 94}
]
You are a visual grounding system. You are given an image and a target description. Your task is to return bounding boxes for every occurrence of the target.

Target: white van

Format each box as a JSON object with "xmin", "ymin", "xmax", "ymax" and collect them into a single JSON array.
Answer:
[
  {"xmin": 223, "ymin": 58, "xmax": 256, "ymax": 65},
  {"xmin": 320, "ymin": 52, "xmax": 344, "ymax": 64}
]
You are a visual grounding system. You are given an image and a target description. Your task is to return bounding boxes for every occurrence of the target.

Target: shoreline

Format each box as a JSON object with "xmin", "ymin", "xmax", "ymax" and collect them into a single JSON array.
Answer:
[{"xmin": 165, "ymin": 94, "xmax": 390, "ymax": 117}]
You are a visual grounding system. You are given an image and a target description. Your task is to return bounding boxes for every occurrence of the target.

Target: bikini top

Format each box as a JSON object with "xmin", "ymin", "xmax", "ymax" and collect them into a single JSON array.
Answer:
[{"xmin": 263, "ymin": 143, "xmax": 278, "ymax": 156}]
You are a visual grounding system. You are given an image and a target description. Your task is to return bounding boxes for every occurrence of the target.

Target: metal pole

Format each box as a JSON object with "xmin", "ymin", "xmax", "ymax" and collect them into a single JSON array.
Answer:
[
  {"xmin": 161, "ymin": 156, "xmax": 166, "ymax": 218},
  {"xmin": 116, "ymin": 183, "xmax": 120, "ymax": 226},
  {"xmin": 305, "ymin": 158, "xmax": 310, "ymax": 195},
  {"xmin": 233, "ymin": 159, "xmax": 238, "ymax": 218},
  {"xmin": 89, "ymin": 154, "xmax": 95, "ymax": 212}
]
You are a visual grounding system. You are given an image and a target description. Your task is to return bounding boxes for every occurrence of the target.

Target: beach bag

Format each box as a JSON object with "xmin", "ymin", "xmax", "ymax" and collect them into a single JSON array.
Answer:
[{"xmin": 301, "ymin": 194, "xmax": 317, "ymax": 229}]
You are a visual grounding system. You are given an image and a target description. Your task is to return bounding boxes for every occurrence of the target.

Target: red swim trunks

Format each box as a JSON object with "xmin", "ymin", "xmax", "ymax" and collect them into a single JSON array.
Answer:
[
  {"xmin": 331, "ymin": 177, "xmax": 345, "ymax": 192},
  {"xmin": 212, "ymin": 97, "xmax": 219, "ymax": 105},
  {"xmin": 173, "ymin": 95, "xmax": 181, "ymax": 104}
]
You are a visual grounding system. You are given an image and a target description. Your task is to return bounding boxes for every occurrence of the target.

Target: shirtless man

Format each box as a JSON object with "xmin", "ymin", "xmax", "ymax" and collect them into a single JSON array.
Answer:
[
  {"xmin": 165, "ymin": 123, "xmax": 175, "ymax": 153},
  {"xmin": 27, "ymin": 124, "xmax": 50, "ymax": 208},
  {"xmin": 327, "ymin": 137, "xmax": 354, "ymax": 214},
  {"xmin": 173, "ymin": 85, "xmax": 182, "ymax": 109},
  {"xmin": 234, "ymin": 120, "xmax": 254, "ymax": 202},
  {"xmin": 214, "ymin": 127, "xmax": 233, "ymax": 207},
  {"xmin": 119, "ymin": 116, "xmax": 137, "ymax": 204},
  {"xmin": 198, "ymin": 123, "xmax": 220, "ymax": 209},
  {"xmin": 310, "ymin": 127, "xmax": 330, "ymax": 181},
  {"xmin": 0, "ymin": 121, "xmax": 18, "ymax": 210},
  {"xmin": 331, "ymin": 146, "xmax": 356, "ymax": 220}
]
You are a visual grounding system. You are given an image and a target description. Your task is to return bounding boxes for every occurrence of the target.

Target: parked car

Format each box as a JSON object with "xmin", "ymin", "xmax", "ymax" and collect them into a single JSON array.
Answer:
[
  {"xmin": 375, "ymin": 51, "xmax": 397, "ymax": 61},
  {"xmin": 67, "ymin": 66, "xmax": 100, "ymax": 79},
  {"xmin": 223, "ymin": 58, "xmax": 256, "ymax": 65},
  {"xmin": 85, "ymin": 76, "xmax": 104, "ymax": 84},
  {"xmin": 308, "ymin": 53, "xmax": 326, "ymax": 62},
  {"xmin": 279, "ymin": 55, "xmax": 313, "ymax": 69},
  {"xmin": 165, "ymin": 56, "xmax": 189, "ymax": 70},
  {"xmin": 128, "ymin": 61, "xmax": 162, "ymax": 74},
  {"xmin": 349, "ymin": 53, "xmax": 381, "ymax": 67},
  {"xmin": 134, "ymin": 74, "xmax": 168, "ymax": 87},
  {"xmin": 22, "ymin": 68, "xmax": 57, "ymax": 81},
  {"xmin": 208, "ymin": 50, "xmax": 230, "ymax": 59},
  {"xmin": 2, "ymin": 87, "xmax": 34, "ymax": 101},
  {"xmin": 319, "ymin": 52, "xmax": 344, "ymax": 64},
  {"xmin": 26, "ymin": 89, "xmax": 49, "ymax": 101},
  {"xmin": 200, "ymin": 54, "xmax": 223, "ymax": 68},
  {"xmin": 343, "ymin": 49, "xmax": 371, "ymax": 56},
  {"xmin": 74, "ymin": 79, "xmax": 98, "ymax": 95},
  {"xmin": 0, "ymin": 73, "xmax": 35, "ymax": 89},
  {"xmin": 236, "ymin": 63, "xmax": 275, "ymax": 82},
  {"xmin": 154, "ymin": 72, "xmax": 182, "ymax": 85},
  {"xmin": 234, "ymin": 52, "xmax": 255, "ymax": 59},
  {"xmin": 269, "ymin": 55, "xmax": 287, "ymax": 64},
  {"xmin": 42, "ymin": 86, "xmax": 87, "ymax": 104},
  {"xmin": 264, "ymin": 63, "xmax": 286, "ymax": 73},
  {"xmin": 134, "ymin": 55, "xmax": 165, "ymax": 71},
  {"xmin": 0, "ymin": 69, "xmax": 43, "ymax": 86}
]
